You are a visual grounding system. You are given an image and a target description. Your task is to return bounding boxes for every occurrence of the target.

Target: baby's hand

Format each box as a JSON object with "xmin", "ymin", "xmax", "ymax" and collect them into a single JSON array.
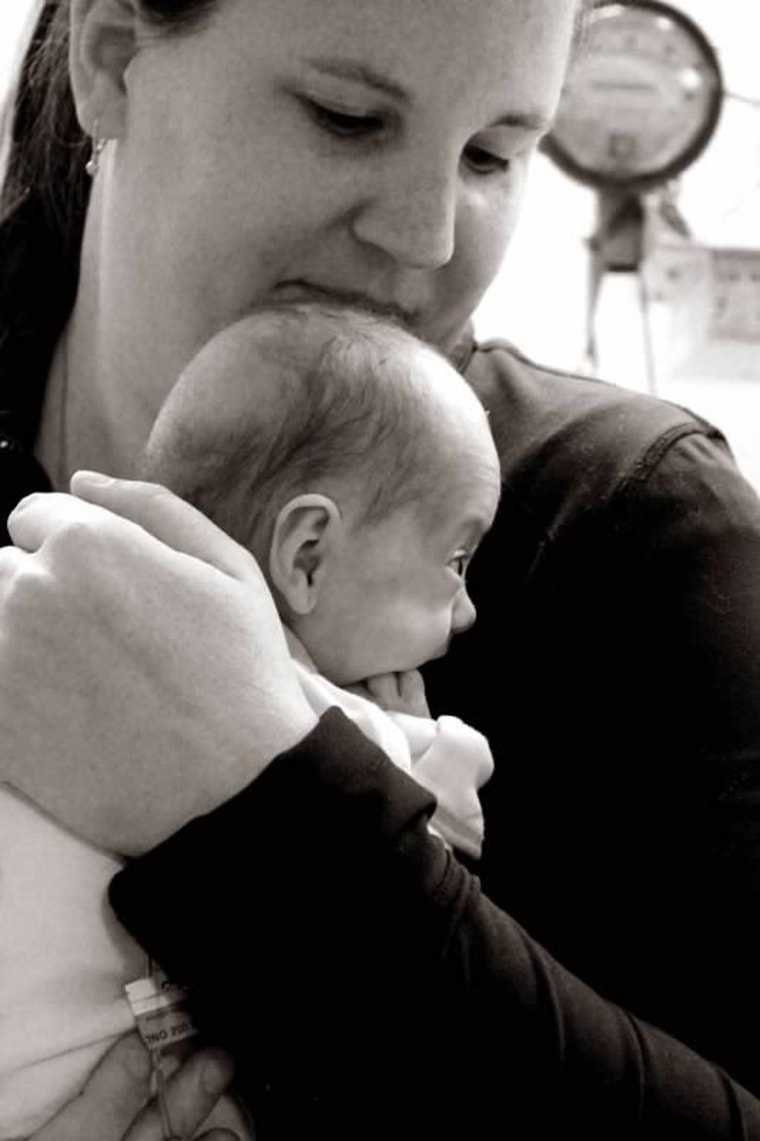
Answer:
[{"xmin": 359, "ymin": 670, "xmax": 430, "ymax": 717}]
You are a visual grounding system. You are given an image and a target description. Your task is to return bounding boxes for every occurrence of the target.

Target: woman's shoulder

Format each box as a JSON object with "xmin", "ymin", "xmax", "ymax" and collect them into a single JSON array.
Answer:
[
  {"xmin": 466, "ymin": 337, "xmax": 724, "ymax": 461},
  {"xmin": 464, "ymin": 336, "xmax": 734, "ymax": 528}
]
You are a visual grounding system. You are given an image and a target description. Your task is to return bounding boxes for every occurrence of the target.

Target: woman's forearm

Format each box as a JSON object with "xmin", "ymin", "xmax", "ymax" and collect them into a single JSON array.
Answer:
[{"xmin": 110, "ymin": 708, "xmax": 760, "ymax": 1139}]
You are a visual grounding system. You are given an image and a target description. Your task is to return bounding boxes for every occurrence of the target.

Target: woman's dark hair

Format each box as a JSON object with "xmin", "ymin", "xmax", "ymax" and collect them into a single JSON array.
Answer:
[
  {"xmin": 0, "ymin": 0, "xmax": 594, "ymax": 447},
  {"xmin": 0, "ymin": 0, "xmax": 219, "ymax": 445}
]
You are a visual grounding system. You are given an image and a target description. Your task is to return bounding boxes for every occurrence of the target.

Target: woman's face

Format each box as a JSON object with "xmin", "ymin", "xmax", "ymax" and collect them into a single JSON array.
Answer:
[{"xmin": 103, "ymin": 0, "xmax": 576, "ymax": 407}]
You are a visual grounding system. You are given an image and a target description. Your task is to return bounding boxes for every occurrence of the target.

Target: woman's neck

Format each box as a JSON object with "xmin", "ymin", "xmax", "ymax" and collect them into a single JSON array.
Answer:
[
  {"xmin": 35, "ymin": 307, "xmax": 153, "ymax": 489},
  {"xmin": 35, "ymin": 186, "xmax": 170, "ymax": 488}
]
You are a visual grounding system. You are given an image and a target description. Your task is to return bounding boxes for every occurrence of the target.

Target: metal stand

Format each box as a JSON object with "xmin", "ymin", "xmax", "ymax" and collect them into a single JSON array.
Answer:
[{"xmin": 584, "ymin": 190, "xmax": 661, "ymax": 394}]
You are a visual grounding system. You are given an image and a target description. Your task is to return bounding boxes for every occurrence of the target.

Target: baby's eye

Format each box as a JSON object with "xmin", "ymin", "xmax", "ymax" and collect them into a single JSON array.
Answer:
[
  {"xmin": 464, "ymin": 144, "xmax": 511, "ymax": 176},
  {"xmin": 306, "ymin": 100, "xmax": 385, "ymax": 139},
  {"xmin": 449, "ymin": 550, "xmax": 471, "ymax": 579}
]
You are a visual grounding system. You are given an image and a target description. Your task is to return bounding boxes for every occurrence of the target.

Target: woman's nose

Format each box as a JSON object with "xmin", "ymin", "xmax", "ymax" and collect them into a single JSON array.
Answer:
[
  {"xmin": 352, "ymin": 158, "xmax": 458, "ymax": 269},
  {"xmin": 452, "ymin": 587, "xmax": 476, "ymax": 634}
]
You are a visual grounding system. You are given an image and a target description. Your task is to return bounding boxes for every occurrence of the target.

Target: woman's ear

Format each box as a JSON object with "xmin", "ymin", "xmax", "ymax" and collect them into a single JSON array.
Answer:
[
  {"xmin": 69, "ymin": 0, "xmax": 142, "ymax": 138},
  {"xmin": 269, "ymin": 495, "xmax": 344, "ymax": 616}
]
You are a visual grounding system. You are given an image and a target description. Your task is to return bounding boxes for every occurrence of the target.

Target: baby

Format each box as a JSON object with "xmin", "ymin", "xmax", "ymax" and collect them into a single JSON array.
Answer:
[
  {"xmin": 0, "ymin": 302, "xmax": 501, "ymax": 1136},
  {"xmin": 141, "ymin": 301, "xmax": 501, "ymax": 858}
]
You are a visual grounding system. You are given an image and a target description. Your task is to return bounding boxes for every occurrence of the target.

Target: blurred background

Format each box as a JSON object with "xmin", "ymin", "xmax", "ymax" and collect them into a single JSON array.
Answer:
[
  {"xmin": 477, "ymin": 0, "xmax": 760, "ymax": 489},
  {"xmin": 1, "ymin": 0, "xmax": 758, "ymax": 487}
]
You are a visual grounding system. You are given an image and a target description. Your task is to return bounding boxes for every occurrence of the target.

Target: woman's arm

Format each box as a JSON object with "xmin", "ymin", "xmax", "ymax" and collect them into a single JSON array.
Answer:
[
  {"xmin": 426, "ymin": 420, "xmax": 760, "ymax": 1097},
  {"xmin": 110, "ymin": 709, "xmax": 760, "ymax": 1139},
  {"xmin": 4, "ymin": 473, "xmax": 759, "ymax": 1133},
  {"xmin": 590, "ymin": 432, "xmax": 760, "ymax": 1090}
]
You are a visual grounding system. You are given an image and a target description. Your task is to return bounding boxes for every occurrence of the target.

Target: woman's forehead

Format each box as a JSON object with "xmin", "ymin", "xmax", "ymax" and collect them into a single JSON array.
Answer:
[
  {"xmin": 209, "ymin": 0, "xmax": 576, "ymax": 48},
  {"xmin": 204, "ymin": 0, "xmax": 577, "ymax": 114}
]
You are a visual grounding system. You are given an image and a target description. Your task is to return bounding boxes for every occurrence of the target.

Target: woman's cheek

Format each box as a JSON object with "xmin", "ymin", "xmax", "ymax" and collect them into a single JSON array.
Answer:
[
  {"xmin": 455, "ymin": 176, "xmax": 526, "ymax": 302},
  {"xmin": 488, "ymin": 177, "xmax": 529, "ymax": 264}
]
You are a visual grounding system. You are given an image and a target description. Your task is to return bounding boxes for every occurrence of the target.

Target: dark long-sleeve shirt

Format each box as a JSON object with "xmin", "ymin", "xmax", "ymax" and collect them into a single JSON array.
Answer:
[
  {"xmin": 110, "ymin": 709, "xmax": 760, "ymax": 1139},
  {"xmin": 5, "ymin": 335, "xmax": 760, "ymax": 1134},
  {"xmin": 434, "ymin": 341, "xmax": 760, "ymax": 1091}
]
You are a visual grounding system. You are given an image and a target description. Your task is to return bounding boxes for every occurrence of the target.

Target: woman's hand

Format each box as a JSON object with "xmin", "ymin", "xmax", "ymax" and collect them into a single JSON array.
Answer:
[
  {"xmin": 30, "ymin": 1034, "xmax": 242, "ymax": 1141},
  {"xmin": 0, "ymin": 474, "xmax": 317, "ymax": 854}
]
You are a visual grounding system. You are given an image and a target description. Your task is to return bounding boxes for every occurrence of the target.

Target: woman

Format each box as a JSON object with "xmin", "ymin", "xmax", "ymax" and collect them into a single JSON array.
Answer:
[{"xmin": 2, "ymin": 0, "xmax": 760, "ymax": 1134}]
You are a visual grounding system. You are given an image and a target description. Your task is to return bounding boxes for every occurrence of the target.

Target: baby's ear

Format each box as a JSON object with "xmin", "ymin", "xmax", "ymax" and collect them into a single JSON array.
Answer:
[{"xmin": 269, "ymin": 495, "xmax": 343, "ymax": 615}]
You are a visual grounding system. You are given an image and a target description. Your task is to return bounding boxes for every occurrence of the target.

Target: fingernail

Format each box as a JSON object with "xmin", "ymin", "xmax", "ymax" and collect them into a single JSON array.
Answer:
[
  {"xmin": 124, "ymin": 1038, "xmax": 152, "ymax": 1081},
  {"xmin": 202, "ymin": 1050, "xmax": 235, "ymax": 1094}
]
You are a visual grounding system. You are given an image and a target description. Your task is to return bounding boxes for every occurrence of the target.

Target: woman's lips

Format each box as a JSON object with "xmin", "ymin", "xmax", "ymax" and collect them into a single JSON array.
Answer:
[{"xmin": 274, "ymin": 281, "xmax": 421, "ymax": 330}]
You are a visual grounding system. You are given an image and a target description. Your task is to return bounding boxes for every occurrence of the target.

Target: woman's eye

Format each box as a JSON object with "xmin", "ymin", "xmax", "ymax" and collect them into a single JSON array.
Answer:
[
  {"xmin": 464, "ymin": 145, "xmax": 511, "ymax": 176},
  {"xmin": 307, "ymin": 101, "xmax": 384, "ymax": 139}
]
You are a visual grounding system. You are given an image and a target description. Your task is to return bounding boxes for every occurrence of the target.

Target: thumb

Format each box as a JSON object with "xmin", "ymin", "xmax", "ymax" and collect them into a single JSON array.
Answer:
[{"xmin": 70, "ymin": 471, "xmax": 260, "ymax": 582}]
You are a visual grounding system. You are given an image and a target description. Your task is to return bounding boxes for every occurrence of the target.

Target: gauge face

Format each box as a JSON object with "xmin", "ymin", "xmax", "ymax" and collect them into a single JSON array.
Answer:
[{"xmin": 543, "ymin": 0, "xmax": 723, "ymax": 189}]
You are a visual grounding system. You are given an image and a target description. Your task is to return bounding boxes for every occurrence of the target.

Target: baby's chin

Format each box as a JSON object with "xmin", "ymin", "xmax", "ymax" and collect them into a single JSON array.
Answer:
[{"xmin": 427, "ymin": 642, "xmax": 450, "ymax": 663}]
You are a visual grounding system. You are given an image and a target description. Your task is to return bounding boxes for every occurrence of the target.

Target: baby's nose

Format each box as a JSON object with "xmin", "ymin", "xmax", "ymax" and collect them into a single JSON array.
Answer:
[{"xmin": 452, "ymin": 587, "xmax": 476, "ymax": 634}]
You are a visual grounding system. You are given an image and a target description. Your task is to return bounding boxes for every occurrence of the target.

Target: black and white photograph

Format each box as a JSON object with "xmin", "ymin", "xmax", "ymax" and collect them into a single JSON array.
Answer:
[{"xmin": 0, "ymin": 1, "xmax": 759, "ymax": 1136}]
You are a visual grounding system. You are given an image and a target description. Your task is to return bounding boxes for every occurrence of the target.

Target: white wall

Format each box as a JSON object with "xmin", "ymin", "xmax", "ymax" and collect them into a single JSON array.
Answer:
[{"xmin": 0, "ymin": 2, "xmax": 37, "ymax": 102}]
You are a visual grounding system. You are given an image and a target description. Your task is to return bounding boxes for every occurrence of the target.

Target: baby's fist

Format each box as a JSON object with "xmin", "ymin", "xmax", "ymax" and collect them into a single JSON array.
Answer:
[{"xmin": 362, "ymin": 670, "xmax": 430, "ymax": 717}]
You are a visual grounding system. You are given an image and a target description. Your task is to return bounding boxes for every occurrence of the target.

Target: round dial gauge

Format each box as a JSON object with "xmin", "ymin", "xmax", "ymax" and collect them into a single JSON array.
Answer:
[{"xmin": 543, "ymin": 0, "xmax": 723, "ymax": 189}]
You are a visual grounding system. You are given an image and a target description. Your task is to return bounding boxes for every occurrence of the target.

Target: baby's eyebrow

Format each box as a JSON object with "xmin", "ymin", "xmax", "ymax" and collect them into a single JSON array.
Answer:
[{"xmin": 459, "ymin": 518, "xmax": 489, "ymax": 547}]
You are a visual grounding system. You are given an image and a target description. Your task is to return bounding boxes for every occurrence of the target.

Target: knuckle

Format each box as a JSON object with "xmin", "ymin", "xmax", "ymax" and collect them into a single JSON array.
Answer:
[
  {"xmin": 0, "ymin": 556, "xmax": 48, "ymax": 615},
  {"xmin": 8, "ymin": 490, "xmax": 45, "ymax": 519},
  {"xmin": 45, "ymin": 515, "xmax": 109, "ymax": 568}
]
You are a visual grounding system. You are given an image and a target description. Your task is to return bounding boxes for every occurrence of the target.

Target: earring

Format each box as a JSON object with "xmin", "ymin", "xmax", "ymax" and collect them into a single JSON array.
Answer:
[{"xmin": 85, "ymin": 119, "xmax": 107, "ymax": 178}]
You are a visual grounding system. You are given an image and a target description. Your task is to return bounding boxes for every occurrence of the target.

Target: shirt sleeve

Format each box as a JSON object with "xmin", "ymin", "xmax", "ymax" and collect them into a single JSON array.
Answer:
[
  {"xmin": 606, "ymin": 430, "xmax": 760, "ymax": 1084},
  {"xmin": 619, "ymin": 431, "xmax": 760, "ymax": 751},
  {"xmin": 109, "ymin": 708, "xmax": 760, "ymax": 1140},
  {"xmin": 452, "ymin": 421, "xmax": 760, "ymax": 1097}
]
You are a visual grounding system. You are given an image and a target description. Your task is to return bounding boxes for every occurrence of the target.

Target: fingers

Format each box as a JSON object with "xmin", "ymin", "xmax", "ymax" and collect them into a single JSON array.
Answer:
[
  {"xmin": 0, "ymin": 542, "xmax": 28, "ymax": 582},
  {"xmin": 362, "ymin": 673, "xmax": 402, "ymax": 710},
  {"xmin": 124, "ymin": 1048, "xmax": 237, "ymax": 1141},
  {"xmin": 8, "ymin": 491, "xmax": 120, "ymax": 553},
  {"xmin": 363, "ymin": 671, "xmax": 429, "ymax": 716},
  {"xmin": 70, "ymin": 471, "xmax": 260, "ymax": 582},
  {"xmin": 31, "ymin": 1033, "xmax": 239, "ymax": 1141},
  {"xmin": 8, "ymin": 478, "xmax": 261, "ymax": 586},
  {"xmin": 32, "ymin": 1033, "xmax": 152, "ymax": 1141},
  {"xmin": 398, "ymin": 670, "xmax": 428, "ymax": 715}
]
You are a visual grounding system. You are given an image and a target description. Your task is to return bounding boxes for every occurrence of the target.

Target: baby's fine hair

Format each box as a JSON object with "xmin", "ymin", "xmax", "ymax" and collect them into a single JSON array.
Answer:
[{"xmin": 141, "ymin": 302, "xmax": 467, "ymax": 560}]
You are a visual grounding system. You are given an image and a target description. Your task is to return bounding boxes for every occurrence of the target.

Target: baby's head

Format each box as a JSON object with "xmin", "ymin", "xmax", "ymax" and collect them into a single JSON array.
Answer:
[{"xmin": 142, "ymin": 303, "xmax": 501, "ymax": 686}]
